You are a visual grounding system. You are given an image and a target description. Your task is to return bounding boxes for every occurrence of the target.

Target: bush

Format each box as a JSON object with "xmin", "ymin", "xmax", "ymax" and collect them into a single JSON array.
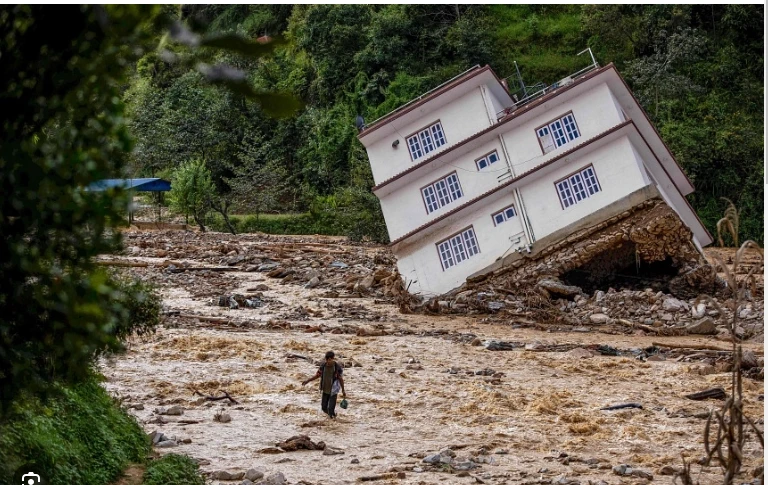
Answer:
[
  {"xmin": 113, "ymin": 277, "xmax": 163, "ymax": 342},
  {"xmin": 143, "ymin": 454, "xmax": 205, "ymax": 485},
  {"xmin": 0, "ymin": 377, "xmax": 149, "ymax": 485},
  {"xmin": 208, "ymin": 212, "xmax": 345, "ymax": 237}
]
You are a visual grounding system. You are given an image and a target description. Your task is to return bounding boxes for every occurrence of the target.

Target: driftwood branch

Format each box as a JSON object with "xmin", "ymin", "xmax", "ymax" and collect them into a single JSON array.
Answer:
[{"xmin": 192, "ymin": 389, "xmax": 239, "ymax": 404}]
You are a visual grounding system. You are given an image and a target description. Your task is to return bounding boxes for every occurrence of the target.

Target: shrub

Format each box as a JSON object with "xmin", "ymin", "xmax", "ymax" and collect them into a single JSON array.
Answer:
[
  {"xmin": 143, "ymin": 454, "xmax": 205, "ymax": 485},
  {"xmin": 0, "ymin": 377, "xmax": 149, "ymax": 485},
  {"xmin": 113, "ymin": 277, "xmax": 162, "ymax": 342}
]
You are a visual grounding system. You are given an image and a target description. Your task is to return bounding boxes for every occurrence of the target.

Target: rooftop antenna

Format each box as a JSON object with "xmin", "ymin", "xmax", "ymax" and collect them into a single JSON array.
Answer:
[
  {"xmin": 513, "ymin": 60, "xmax": 527, "ymax": 99},
  {"xmin": 577, "ymin": 47, "xmax": 599, "ymax": 70}
]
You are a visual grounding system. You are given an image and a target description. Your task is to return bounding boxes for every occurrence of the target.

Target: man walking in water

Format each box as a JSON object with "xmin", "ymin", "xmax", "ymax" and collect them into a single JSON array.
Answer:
[{"xmin": 302, "ymin": 351, "xmax": 346, "ymax": 418}]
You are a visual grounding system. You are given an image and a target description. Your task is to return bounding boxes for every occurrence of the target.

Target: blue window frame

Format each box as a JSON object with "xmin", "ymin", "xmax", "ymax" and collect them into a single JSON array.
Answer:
[
  {"xmin": 556, "ymin": 165, "xmax": 601, "ymax": 209},
  {"xmin": 421, "ymin": 172, "xmax": 464, "ymax": 214},
  {"xmin": 407, "ymin": 121, "xmax": 447, "ymax": 161},
  {"xmin": 475, "ymin": 151, "xmax": 500, "ymax": 171},
  {"xmin": 492, "ymin": 204, "xmax": 517, "ymax": 226},
  {"xmin": 537, "ymin": 112, "xmax": 581, "ymax": 154},
  {"xmin": 437, "ymin": 227, "xmax": 480, "ymax": 270}
]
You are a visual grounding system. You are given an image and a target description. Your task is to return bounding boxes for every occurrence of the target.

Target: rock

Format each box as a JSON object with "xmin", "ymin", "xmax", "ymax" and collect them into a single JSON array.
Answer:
[
  {"xmin": 148, "ymin": 430, "xmax": 166, "ymax": 444},
  {"xmin": 646, "ymin": 355, "xmax": 665, "ymax": 362},
  {"xmin": 306, "ymin": 276, "xmax": 321, "ymax": 289},
  {"xmin": 455, "ymin": 461, "xmax": 478, "ymax": 471},
  {"xmin": 661, "ymin": 313, "xmax": 674, "ymax": 322},
  {"xmin": 741, "ymin": 350, "xmax": 759, "ymax": 369},
  {"xmin": 538, "ymin": 278, "xmax": 583, "ymax": 298},
  {"xmin": 471, "ymin": 337, "xmax": 482, "ymax": 346},
  {"xmin": 156, "ymin": 440, "xmax": 178, "ymax": 448},
  {"xmin": 157, "ymin": 405, "xmax": 184, "ymax": 416},
  {"xmin": 216, "ymin": 412, "xmax": 232, "ymax": 423},
  {"xmin": 440, "ymin": 448, "xmax": 456, "ymax": 458},
  {"xmin": 263, "ymin": 472, "xmax": 286, "ymax": 485},
  {"xmin": 589, "ymin": 313, "xmax": 610, "ymax": 324},
  {"xmin": 753, "ymin": 465, "xmax": 763, "ymax": 478},
  {"xmin": 128, "ymin": 403, "xmax": 144, "ymax": 410},
  {"xmin": 686, "ymin": 318, "xmax": 718, "ymax": 335},
  {"xmin": 658, "ymin": 465, "xmax": 680, "ymax": 476},
  {"xmin": 595, "ymin": 290, "xmax": 605, "ymax": 302},
  {"xmin": 245, "ymin": 298, "xmax": 262, "ymax": 308},
  {"xmin": 329, "ymin": 261, "xmax": 348, "ymax": 269},
  {"xmin": 551, "ymin": 476, "xmax": 580, "ymax": 485},
  {"xmin": 181, "ymin": 438, "xmax": 192, "ymax": 444},
  {"xmin": 245, "ymin": 469, "xmax": 264, "ymax": 481},
  {"xmin": 632, "ymin": 470, "xmax": 653, "ymax": 480},
  {"xmin": 423, "ymin": 454, "xmax": 441, "ymax": 464},
  {"xmin": 439, "ymin": 454, "xmax": 453, "ymax": 464},
  {"xmin": 566, "ymin": 348, "xmax": 593, "ymax": 359},
  {"xmin": 241, "ymin": 480, "xmax": 254, "ymax": 485},
  {"xmin": 211, "ymin": 470, "xmax": 245, "ymax": 481},
  {"xmin": 323, "ymin": 447, "xmax": 345, "ymax": 456},
  {"xmin": 487, "ymin": 301, "xmax": 504, "ymax": 311},
  {"xmin": 358, "ymin": 275, "xmax": 375, "ymax": 290},
  {"xmin": 351, "ymin": 458, "xmax": 360, "ymax": 464},
  {"xmin": 692, "ymin": 303, "xmax": 706, "ymax": 318},
  {"xmin": 613, "ymin": 464, "xmax": 631, "ymax": 476},
  {"xmin": 662, "ymin": 297, "xmax": 687, "ymax": 312},
  {"xmin": 258, "ymin": 263, "xmax": 279, "ymax": 272}
]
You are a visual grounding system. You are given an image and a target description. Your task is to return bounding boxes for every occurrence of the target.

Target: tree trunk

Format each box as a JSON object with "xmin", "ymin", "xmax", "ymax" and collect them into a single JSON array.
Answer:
[
  {"xmin": 192, "ymin": 210, "xmax": 206, "ymax": 232},
  {"xmin": 211, "ymin": 199, "xmax": 237, "ymax": 235}
]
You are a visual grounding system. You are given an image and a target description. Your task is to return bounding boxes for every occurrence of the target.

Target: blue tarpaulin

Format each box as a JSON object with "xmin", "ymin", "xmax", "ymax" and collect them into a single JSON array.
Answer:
[{"xmin": 87, "ymin": 178, "xmax": 171, "ymax": 192}]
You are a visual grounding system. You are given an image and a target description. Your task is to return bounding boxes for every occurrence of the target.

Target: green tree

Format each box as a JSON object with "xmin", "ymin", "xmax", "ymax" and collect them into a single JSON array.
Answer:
[
  {"xmin": 0, "ymin": 5, "xmax": 161, "ymax": 413},
  {"xmin": 168, "ymin": 159, "xmax": 216, "ymax": 232}
]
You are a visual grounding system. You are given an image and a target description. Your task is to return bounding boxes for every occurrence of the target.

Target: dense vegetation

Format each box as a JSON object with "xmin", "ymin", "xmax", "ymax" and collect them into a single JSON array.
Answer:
[
  {"xmin": 0, "ymin": 6, "xmax": 200, "ymax": 484},
  {"xmin": 0, "ymin": 379, "xmax": 149, "ymax": 485},
  {"xmin": 126, "ymin": 5, "xmax": 763, "ymax": 243}
]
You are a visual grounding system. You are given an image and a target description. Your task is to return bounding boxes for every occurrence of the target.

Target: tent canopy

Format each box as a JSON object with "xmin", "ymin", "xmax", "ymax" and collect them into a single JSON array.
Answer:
[{"xmin": 88, "ymin": 178, "xmax": 171, "ymax": 192}]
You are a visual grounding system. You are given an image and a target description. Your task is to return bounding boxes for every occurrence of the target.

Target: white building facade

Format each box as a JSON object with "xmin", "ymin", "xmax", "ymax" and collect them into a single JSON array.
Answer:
[{"xmin": 358, "ymin": 64, "xmax": 712, "ymax": 297}]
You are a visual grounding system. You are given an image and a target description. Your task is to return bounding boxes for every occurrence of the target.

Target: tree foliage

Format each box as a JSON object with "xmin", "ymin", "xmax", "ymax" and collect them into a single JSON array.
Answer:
[
  {"xmin": 168, "ymin": 159, "xmax": 216, "ymax": 231},
  {"xmin": 0, "ymin": 5, "xmax": 164, "ymax": 413},
  {"xmin": 123, "ymin": 5, "xmax": 763, "ymax": 243}
]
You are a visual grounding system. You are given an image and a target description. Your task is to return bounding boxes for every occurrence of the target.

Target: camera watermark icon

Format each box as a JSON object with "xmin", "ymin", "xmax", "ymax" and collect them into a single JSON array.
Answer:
[
  {"xmin": 13, "ymin": 466, "xmax": 47, "ymax": 485},
  {"xmin": 22, "ymin": 473, "xmax": 41, "ymax": 485}
]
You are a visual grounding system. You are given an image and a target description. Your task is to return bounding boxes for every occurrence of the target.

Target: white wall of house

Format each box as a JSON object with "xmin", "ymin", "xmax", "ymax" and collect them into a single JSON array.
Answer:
[
  {"xmin": 377, "ymin": 139, "xmax": 509, "ymax": 241},
  {"xmin": 520, "ymin": 136, "xmax": 649, "ymax": 240},
  {"xmin": 365, "ymin": 88, "xmax": 493, "ymax": 185},
  {"xmin": 501, "ymin": 82, "xmax": 624, "ymax": 176},
  {"xmin": 394, "ymin": 191, "xmax": 525, "ymax": 296}
]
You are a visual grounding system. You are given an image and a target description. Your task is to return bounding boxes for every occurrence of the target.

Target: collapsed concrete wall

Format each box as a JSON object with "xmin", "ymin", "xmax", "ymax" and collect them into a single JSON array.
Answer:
[{"xmin": 453, "ymin": 197, "xmax": 719, "ymax": 300}]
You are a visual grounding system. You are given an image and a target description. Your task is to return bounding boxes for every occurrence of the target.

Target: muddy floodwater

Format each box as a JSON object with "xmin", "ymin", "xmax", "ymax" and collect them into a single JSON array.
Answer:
[{"xmin": 100, "ymin": 232, "xmax": 764, "ymax": 485}]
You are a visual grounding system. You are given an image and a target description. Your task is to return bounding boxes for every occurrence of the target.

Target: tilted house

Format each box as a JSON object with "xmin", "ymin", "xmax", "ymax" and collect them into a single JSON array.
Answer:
[{"xmin": 358, "ymin": 63, "xmax": 713, "ymax": 297}]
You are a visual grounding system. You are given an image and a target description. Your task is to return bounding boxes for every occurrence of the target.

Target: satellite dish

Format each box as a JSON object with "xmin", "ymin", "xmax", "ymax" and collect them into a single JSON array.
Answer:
[{"xmin": 355, "ymin": 115, "xmax": 367, "ymax": 133}]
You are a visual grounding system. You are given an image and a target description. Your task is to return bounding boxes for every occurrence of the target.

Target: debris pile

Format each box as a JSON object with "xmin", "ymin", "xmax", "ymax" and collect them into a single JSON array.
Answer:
[{"xmin": 114, "ymin": 231, "xmax": 408, "ymax": 299}]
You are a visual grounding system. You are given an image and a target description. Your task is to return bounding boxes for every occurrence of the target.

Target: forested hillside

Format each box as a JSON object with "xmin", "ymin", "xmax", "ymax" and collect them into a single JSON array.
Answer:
[{"xmin": 124, "ymin": 5, "xmax": 764, "ymax": 242}]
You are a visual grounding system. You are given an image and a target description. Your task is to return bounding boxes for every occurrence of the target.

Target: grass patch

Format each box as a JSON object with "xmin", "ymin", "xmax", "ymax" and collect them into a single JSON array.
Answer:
[
  {"xmin": 0, "ymin": 377, "xmax": 149, "ymax": 485},
  {"xmin": 143, "ymin": 454, "xmax": 205, "ymax": 485}
]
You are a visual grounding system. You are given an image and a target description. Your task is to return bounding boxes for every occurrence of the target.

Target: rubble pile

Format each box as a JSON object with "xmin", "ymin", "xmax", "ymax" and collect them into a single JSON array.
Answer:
[
  {"xmin": 117, "ymin": 231, "xmax": 407, "ymax": 299},
  {"xmin": 463, "ymin": 199, "xmax": 719, "ymax": 298},
  {"xmin": 416, "ymin": 199, "xmax": 763, "ymax": 341}
]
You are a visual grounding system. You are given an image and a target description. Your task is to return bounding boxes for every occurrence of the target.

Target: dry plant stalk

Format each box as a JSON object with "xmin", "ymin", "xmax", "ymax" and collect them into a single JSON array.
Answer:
[
  {"xmin": 716, "ymin": 198, "xmax": 740, "ymax": 248},
  {"xmin": 677, "ymin": 239, "xmax": 764, "ymax": 485}
]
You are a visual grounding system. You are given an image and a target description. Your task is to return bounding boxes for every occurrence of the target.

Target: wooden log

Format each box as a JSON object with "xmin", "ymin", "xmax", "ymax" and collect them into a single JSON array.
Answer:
[
  {"xmin": 168, "ymin": 266, "xmax": 239, "ymax": 273},
  {"xmin": 600, "ymin": 403, "xmax": 643, "ymax": 411},
  {"xmin": 97, "ymin": 260, "xmax": 149, "ymax": 267},
  {"xmin": 192, "ymin": 389, "xmax": 239, "ymax": 404},
  {"xmin": 685, "ymin": 387, "xmax": 727, "ymax": 401},
  {"xmin": 653, "ymin": 341, "xmax": 752, "ymax": 353},
  {"xmin": 615, "ymin": 318, "xmax": 661, "ymax": 334},
  {"xmin": 179, "ymin": 314, "xmax": 229, "ymax": 324}
]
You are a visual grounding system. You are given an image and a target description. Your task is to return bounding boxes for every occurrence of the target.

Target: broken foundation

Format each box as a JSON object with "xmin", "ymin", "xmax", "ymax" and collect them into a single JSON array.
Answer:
[{"xmin": 454, "ymin": 189, "xmax": 718, "ymax": 300}]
